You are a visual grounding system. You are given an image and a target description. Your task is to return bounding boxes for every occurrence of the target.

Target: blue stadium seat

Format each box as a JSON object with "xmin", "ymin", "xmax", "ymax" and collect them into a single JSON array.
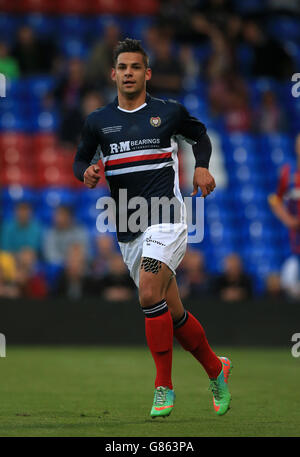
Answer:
[
  {"xmin": 59, "ymin": 38, "xmax": 89, "ymax": 58},
  {"xmin": 24, "ymin": 14, "xmax": 56, "ymax": 37},
  {"xmin": 39, "ymin": 188, "xmax": 76, "ymax": 209},
  {"xmin": 26, "ymin": 76, "xmax": 56, "ymax": 99}
]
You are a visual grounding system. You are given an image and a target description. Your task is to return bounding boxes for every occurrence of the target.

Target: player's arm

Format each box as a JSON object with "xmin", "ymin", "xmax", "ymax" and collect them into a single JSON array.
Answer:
[
  {"xmin": 268, "ymin": 194, "xmax": 300, "ymax": 229},
  {"xmin": 175, "ymin": 103, "xmax": 215, "ymax": 197},
  {"xmin": 268, "ymin": 164, "xmax": 300, "ymax": 229},
  {"xmin": 73, "ymin": 114, "xmax": 101, "ymax": 189}
]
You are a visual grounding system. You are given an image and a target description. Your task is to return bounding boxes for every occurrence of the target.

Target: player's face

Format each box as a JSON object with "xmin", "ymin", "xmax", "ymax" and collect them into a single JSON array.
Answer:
[{"xmin": 111, "ymin": 52, "xmax": 151, "ymax": 98}]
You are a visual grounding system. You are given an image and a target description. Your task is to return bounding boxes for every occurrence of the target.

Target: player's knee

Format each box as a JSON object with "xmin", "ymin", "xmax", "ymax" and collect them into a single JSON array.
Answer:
[{"xmin": 139, "ymin": 286, "xmax": 164, "ymax": 308}]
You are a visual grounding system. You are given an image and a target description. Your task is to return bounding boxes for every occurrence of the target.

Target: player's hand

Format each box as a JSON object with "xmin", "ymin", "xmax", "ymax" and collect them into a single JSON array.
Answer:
[
  {"xmin": 191, "ymin": 167, "xmax": 216, "ymax": 197},
  {"xmin": 83, "ymin": 164, "xmax": 101, "ymax": 189},
  {"xmin": 286, "ymin": 217, "xmax": 300, "ymax": 230}
]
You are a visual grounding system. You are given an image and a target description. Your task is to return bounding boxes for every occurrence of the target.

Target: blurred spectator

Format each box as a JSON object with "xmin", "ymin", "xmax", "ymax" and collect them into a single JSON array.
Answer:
[
  {"xmin": 0, "ymin": 42, "xmax": 19, "ymax": 79},
  {"xmin": 0, "ymin": 202, "xmax": 42, "ymax": 255},
  {"xmin": 43, "ymin": 205, "xmax": 89, "ymax": 266},
  {"xmin": 52, "ymin": 58, "xmax": 92, "ymax": 111},
  {"xmin": 269, "ymin": 134, "xmax": 300, "ymax": 253},
  {"xmin": 214, "ymin": 253, "xmax": 253, "ymax": 301},
  {"xmin": 92, "ymin": 234, "xmax": 117, "ymax": 279},
  {"xmin": 201, "ymin": 0, "xmax": 235, "ymax": 30},
  {"xmin": 209, "ymin": 70, "xmax": 252, "ymax": 131},
  {"xmin": 280, "ymin": 256, "xmax": 300, "ymax": 300},
  {"xmin": 58, "ymin": 91, "xmax": 105, "ymax": 148},
  {"xmin": 255, "ymin": 90, "xmax": 287, "ymax": 133},
  {"xmin": 12, "ymin": 25, "xmax": 58, "ymax": 75},
  {"xmin": 223, "ymin": 91, "xmax": 252, "ymax": 132},
  {"xmin": 98, "ymin": 253, "xmax": 136, "ymax": 302},
  {"xmin": 205, "ymin": 28, "xmax": 236, "ymax": 80},
  {"xmin": 55, "ymin": 243, "xmax": 94, "ymax": 300},
  {"xmin": 0, "ymin": 251, "xmax": 19, "ymax": 298},
  {"xmin": 148, "ymin": 38, "xmax": 183, "ymax": 96},
  {"xmin": 179, "ymin": 45, "xmax": 199, "ymax": 82},
  {"xmin": 177, "ymin": 249, "xmax": 211, "ymax": 299},
  {"xmin": 264, "ymin": 272, "xmax": 285, "ymax": 300},
  {"xmin": 85, "ymin": 23, "xmax": 121, "ymax": 94},
  {"xmin": 242, "ymin": 21, "xmax": 294, "ymax": 80},
  {"xmin": 15, "ymin": 248, "xmax": 48, "ymax": 299}
]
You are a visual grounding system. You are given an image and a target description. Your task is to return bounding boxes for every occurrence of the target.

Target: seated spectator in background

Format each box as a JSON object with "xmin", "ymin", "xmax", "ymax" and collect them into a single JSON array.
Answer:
[
  {"xmin": 43, "ymin": 205, "xmax": 89, "ymax": 266},
  {"xmin": 15, "ymin": 248, "xmax": 48, "ymax": 299},
  {"xmin": 91, "ymin": 234, "xmax": 117, "ymax": 279},
  {"xmin": 0, "ymin": 251, "xmax": 19, "ymax": 298},
  {"xmin": 85, "ymin": 23, "xmax": 121, "ymax": 96},
  {"xmin": 1, "ymin": 201, "xmax": 42, "ymax": 255},
  {"xmin": 0, "ymin": 42, "xmax": 19, "ymax": 79},
  {"xmin": 280, "ymin": 256, "xmax": 300, "ymax": 301},
  {"xmin": 255, "ymin": 90, "xmax": 287, "ymax": 133},
  {"xmin": 147, "ymin": 38, "xmax": 183, "ymax": 96},
  {"xmin": 223, "ymin": 91, "xmax": 252, "ymax": 132},
  {"xmin": 58, "ymin": 91, "xmax": 105, "ymax": 148},
  {"xmin": 98, "ymin": 253, "xmax": 136, "ymax": 302},
  {"xmin": 54, "ymin": 243, "xmax": 95, "ymax": 301},
  {"xmin": 177, "ymin": 249, "xmax": 211, "ymax": 299},
  {"xmin": 12, "ymin": 25, "xmax": 58, "ymax": 75},
  {"xmin": 205, "ymin": 28, "xmax": 236, "ymax": 81},
  {"xmin": 209, "ymin": 71, "xmax": 249, "ymax": 117},
  {"xmin": 214, "ymin": 253, "xmax": 253, "ymax": 301},
  {"xmin": 242, "ymin": 21, "xmax": 294, "ymax": 80},
  {"xmin": 264, "ymin": 273, "xmax": 285, "ymax": 300}
]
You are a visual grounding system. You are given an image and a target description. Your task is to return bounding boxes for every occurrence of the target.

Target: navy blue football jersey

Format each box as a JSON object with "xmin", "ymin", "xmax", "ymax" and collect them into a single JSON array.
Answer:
[{"xmin": 74, "ymin": 93, "xmax": 210, "ymax": 242}]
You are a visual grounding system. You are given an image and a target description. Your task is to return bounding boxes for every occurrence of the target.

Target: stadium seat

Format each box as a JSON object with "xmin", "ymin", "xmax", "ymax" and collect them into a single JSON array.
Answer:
[
  {"xmin": 0, "ymin": 132, "xmax": 31, "ymax": 150},
  {"xmin": 16, "ymin": 0, "xmax": 57, "ymax": 13},
  {"xmin": 1, "ymin": 165, "xmax": 36, "ymax": 186},
  {"xmin": 32, "ymin": 133, "xmax": 57, "ymax": 150},
  {"xmin": 126, "ymin": 0, "xmax": 159, "ymax": 14},
  {"xmin": 57, "ymin": 0, "xmax": 90, "ymax": 14},
  {"xmin": 90, "ymin": 0, "xmax": 125, "ymax": 14},
  {"xmin": 23, "ymin": 14, "xmax": 56, "ymax": 37}
]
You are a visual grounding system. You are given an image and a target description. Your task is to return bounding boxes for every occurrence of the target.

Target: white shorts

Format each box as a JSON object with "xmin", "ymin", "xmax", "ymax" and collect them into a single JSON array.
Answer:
[{"xmin": 119, "ymin": 223, "xmax": 188, "ymax": 287}]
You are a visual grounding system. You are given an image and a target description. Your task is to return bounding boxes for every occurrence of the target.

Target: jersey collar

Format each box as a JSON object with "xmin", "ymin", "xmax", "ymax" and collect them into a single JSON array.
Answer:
[{"xmin": 114, "ymin": 92, "xmax": 151, "ymax": 109}]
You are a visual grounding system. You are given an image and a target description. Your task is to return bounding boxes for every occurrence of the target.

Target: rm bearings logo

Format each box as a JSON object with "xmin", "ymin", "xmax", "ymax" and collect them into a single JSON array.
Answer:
[{"xmin": 150, "ymin": 117, "xmax": 161, "ymax": 127}]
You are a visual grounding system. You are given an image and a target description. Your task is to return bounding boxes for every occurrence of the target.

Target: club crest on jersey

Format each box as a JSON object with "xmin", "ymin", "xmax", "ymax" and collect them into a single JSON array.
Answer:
[{"xmin": 150, "ymin": 116, "xmax": 161, "ymax": 127}]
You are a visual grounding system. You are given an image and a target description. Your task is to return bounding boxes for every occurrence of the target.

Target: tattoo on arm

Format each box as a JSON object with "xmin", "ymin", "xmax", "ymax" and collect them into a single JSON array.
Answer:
[{"xmin": 140, "ymin": 257, "xmax": 162, "ymax": 274}]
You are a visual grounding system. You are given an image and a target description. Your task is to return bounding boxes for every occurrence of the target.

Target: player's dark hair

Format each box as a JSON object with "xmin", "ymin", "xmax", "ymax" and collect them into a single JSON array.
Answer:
[{"xmin": 113, "ymin": 38, "xmax": 149, "ymax": 68}]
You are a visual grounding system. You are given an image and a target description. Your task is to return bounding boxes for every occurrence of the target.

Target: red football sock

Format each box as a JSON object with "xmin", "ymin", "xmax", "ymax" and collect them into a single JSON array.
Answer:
[
  {"xmin": 174, "ymin": 311, "xmax": 222, "ymax": 379},
  {"xmin": 143, "ymin": 300, "xmax": 173, "ymax": 389}
]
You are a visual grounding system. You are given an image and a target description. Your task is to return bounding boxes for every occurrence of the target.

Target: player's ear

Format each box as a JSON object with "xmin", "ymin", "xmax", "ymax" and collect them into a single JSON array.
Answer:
[
  {"xmin": 145, "ymin": 67, "xmax": 152, "ymax": 81},
  {"xmin": 111, "ymin": 67, "xmax": 116, "ymax": 81}
]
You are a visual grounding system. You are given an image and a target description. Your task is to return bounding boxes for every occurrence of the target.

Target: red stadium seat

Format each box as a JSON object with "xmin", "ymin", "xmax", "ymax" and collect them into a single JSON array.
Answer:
[
  {"xmin": 1, "ymin": 165, "xmax": 36, "ymax": 187},
  {"xmin": 57, "ymin": 0, "xmax": 90, "ymax": 14},
  {"xmin": 90, "ymin": 0, "xmax": 125, "ymax": 14},
  {"xmin": 0, "ymin": 0, "xmax": 17, "ymax": 11},
  {"xmin": 1, "ymin": 147, "xmax": 34, "ymax": 169},
  {"xmin": 32, "ymin": 133, "xmax": 57, "ymax": 151},
  {"xmin": 0, "ymin": 133, "xmax": 31, "ymax": 151},
  {"xmin": 126, "ymin": 0, "xmax": 159, "ymax": 14},
  {"xmin": 35, "ymin": 166, "xmax": 73, "ymax": 188},
  {"xmin": 16, "ymin": 0, "xmax": 57, "ymax": 13}
]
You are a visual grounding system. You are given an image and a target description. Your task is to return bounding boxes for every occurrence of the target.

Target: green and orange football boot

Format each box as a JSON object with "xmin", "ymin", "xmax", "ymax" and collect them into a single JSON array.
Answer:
[
  {"xmin": 209, "ymin": 356, "xmax": 233, "ymax": 416},
  {"xmin": 150, "ymin": 386, "xmax": 175, "ymax": 418}
]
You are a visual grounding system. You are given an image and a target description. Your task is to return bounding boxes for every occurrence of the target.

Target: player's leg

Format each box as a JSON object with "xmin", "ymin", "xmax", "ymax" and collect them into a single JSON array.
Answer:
[
  {"xmin": 139, "ymin": 258, "xmax": 175, "ymax": 418},
  {"xmin": 166, "ymin": 276, "xmax": 233, "ymax": 415}
]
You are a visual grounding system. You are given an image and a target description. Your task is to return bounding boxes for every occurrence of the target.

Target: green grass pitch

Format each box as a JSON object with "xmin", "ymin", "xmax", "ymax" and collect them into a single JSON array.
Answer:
[{"xmin": 0, "ymin": 346, "xmax": 299, "ymax": 437}]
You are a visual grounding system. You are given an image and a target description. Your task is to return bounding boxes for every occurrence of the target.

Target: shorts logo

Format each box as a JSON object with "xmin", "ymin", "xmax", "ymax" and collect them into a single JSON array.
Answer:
[
  {"xmin": 150, "ymin": 117, "xmax": 161, "ymax": 127},
  {"xmin": 145, "ymin": 235, "xmax": 166, "ymax": 247}
]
